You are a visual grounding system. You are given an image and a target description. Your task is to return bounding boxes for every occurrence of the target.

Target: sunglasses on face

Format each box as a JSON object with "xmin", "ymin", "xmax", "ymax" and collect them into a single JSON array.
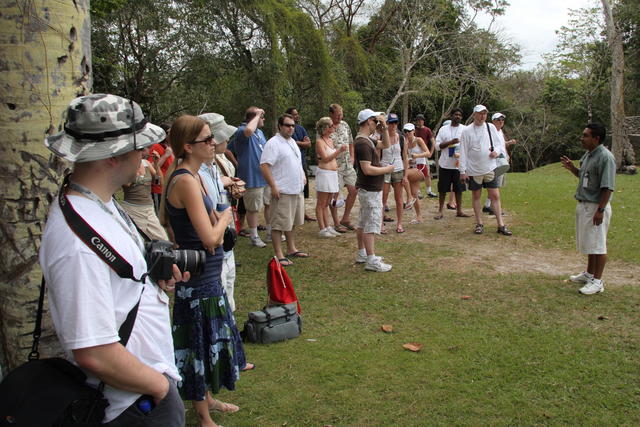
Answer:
[
  {"xmin": 282, "ymin": 123, "xmax": 295, "ymax": 128},
  {"xmin": 494, "ymin": 118, "xmax": 505, "ymax": 121},
  {"xmin": 190, "ymin": 135, "xmax": 215, "ymax": 145}
]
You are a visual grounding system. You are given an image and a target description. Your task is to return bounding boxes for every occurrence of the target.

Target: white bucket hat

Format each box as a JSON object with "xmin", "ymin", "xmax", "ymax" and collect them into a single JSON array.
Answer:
[{"xmin": 198, "ymin": 113, "xmax": 238, "ymax": 144}]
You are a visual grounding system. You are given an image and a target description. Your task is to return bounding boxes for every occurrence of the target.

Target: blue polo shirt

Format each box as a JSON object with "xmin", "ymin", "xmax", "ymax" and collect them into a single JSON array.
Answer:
[
  {"xmin": 228, "ymin": 123, "xmax": 267, "ymax": 188},
  {"xmin": 292, "ymin": 124, "xmax": 309, "ymax": 167}
]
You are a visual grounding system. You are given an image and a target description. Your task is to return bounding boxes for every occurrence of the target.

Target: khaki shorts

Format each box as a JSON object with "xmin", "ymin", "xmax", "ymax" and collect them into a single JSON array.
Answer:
[
  {"xmin": 338, "ymin": 164, "xmax": 357, "ymax": 188},
  {"xmin": 244, "ymin": 186, "xmax": 271, "ymax": 211},
  {"xmin": 576, "ymin": 202, "xmax": 611, "ymax": 255},
  {"xmin": 384, "ymin": 170, "xmax": 404, "ymax": 184},
  {"xmin": 357, "ymin": 189, "xmax": 383, "ymax": 234},
  {"xmin": 270, "ymin": 193, "xmax": 304, "ymax": 232}
]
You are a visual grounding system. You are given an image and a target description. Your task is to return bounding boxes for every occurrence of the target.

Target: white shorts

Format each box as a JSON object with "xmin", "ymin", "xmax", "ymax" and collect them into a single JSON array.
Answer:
[
  {"xmin": 315, "ymin": 168, "xmax": 339, "ymax": 193},
  {"xmin": 576, "ymin": 202, "xmax": 611, "ymax": 255}
]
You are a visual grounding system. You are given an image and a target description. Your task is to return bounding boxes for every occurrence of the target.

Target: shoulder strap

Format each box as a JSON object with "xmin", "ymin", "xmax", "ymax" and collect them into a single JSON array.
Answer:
[
  {"xmin": 215, "ymin": 156, "xmax": 230, "ymax": 177},
  {"xmin": 30, "ymin": 276, "xmax": 142, "ymax": 361},
  {"xmin": 486, "ymin": 123, "xmax": 494, "ymax": 152},
  {"xmin": 59, "ymin": 192, "xmax": 142, "ymax": 282}
]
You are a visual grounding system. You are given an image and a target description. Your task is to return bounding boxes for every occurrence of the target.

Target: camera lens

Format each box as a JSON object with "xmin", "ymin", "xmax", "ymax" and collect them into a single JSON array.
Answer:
[{"xmin": 172, "ymin": 249, "xmax": 206, "ymax": 277}]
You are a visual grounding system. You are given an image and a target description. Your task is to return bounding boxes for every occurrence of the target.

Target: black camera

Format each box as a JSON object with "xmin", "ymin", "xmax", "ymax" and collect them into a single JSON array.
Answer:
[{"xmin": 145, "ymin": 240, "xmax": 206, "ymax": 282}]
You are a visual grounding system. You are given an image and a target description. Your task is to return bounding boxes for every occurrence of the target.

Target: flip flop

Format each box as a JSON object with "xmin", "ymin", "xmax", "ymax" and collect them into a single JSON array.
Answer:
[
  {"xmin": 278, "ymin": 258, "xmax": 293, "ymax": 266},
  {"xmin": 340, "ymin": 221, "xmax": 356, "ymax": 230},
  {"xmin": 396, "ymin": 226, "xmax": 405, "ymax": 233},
  {"xmin": 410, "ymin": 218, "xmax": 422, "ymax": 225},
  {"xmin": 434, "ymin": 213, "xmax": 444, "ymax": 220},
  {"xmin": 334, "ymin": 225, "xmax": 348, "ymax": 233},
  {"xmin": 239, "ymin": 229, "xmax": 251, "ymax": 237},
  {"xmin": 456, "ymin": 212, "xmax": 472, "ymax": 217},
  {"xmin": 286, "ymin": 251, "xmax": 310, "ymax": 258},
  {"xmin": 383, "ymin": 216, "xmax": 394, "ymax": 222},
  {"xmin": 446, "ymin": 204, "xmax": 457, "ymax": 210},
  {"xmin": 380, "ymin": 228, "xmax": 388, "ymax": 234},
  {"xmin": 209, "ymin": 400, "xmax": 240, "ymax": 413},
  {"xmin": 241, "ymin": 362, "xmax": 256, "ymax": 371}
]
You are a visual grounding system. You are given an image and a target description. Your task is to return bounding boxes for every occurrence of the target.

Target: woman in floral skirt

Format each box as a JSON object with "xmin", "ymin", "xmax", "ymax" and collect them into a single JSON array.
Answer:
[{"xmin": 161, "ymin": 115, "xmax": 250, "ymax": 427}]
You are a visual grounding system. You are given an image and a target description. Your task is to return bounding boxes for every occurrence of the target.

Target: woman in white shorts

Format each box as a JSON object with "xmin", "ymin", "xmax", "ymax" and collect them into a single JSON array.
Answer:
[
  {"xmin": 315, "ymin": 117, "xmax": 347, "ymax": 238},
  {"xmin": 380, "ymin": 113, "xmax": 409, "ymax": 233},
  {"xmin": 404, "ymin": 123, "xmax": 431, "ymax": 224}
]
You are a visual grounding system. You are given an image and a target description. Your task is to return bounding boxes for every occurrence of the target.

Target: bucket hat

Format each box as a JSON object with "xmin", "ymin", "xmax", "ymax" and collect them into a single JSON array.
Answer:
[
  {"xmin": 198, "ymin": 113, "xmax": 238, "ymax": 144},
  {"xmin": 45, "ymin": 94, "xmax": 165, "ymax": 163}
]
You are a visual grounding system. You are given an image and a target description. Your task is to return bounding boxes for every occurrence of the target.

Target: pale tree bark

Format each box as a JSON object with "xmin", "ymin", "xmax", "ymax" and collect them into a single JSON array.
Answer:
[
  {"xmin": 0, "ymin": 0, "xmax": 91, "ymax": 375},
  {"xmin": 601, "ymin": 0, "xmax": 636, "ymax": 171}
]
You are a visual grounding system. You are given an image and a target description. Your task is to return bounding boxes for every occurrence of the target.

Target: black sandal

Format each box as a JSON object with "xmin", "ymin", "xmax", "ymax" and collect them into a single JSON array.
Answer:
[
  {"xmin": 497, "ymin": 225, "xmax": 512, "ymax": 236},
  {"xmin": 474, "ymin": 223, "xmax": 484, "ymax": 234}
]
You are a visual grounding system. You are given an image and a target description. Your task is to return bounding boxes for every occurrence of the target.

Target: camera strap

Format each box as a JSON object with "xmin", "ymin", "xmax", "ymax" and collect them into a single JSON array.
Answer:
[{"xmin": 59, "ymin": 175, "xmax": 146, "ymax": 282}]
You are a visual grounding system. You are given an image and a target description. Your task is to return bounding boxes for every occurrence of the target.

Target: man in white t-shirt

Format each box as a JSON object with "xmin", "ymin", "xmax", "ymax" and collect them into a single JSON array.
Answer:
[
  {"xmin": 434, "ymin": 108, "xmax": 471, "ymax": 220},
  {"xmin": 260, "ymin": 113, "xmax": 309, "ymax": 266},
  {"xmin": 482, "ymin": 112, "xmax": 517, "ymax": 215},
  {"xmin": 40, "ymin": 94, "xmax": 187, "ymax": 426},
  {"xmin": 459, "ymin": 105, "xmax": 512, "ymax": 236}
]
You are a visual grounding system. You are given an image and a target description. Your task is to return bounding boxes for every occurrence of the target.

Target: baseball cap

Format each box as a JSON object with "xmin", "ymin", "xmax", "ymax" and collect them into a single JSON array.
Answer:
[
  {"xmin": 357, "ymin": 109, "xmax": 383, "ymax": 124},
  {"xmin": 402, "ymin": 123, "xmax": 415, "ymax": 132},
  {"xmin": 387, "ymin": 113, "xmax": 400, "ymax": 123},
  {"xmin": 492, "ymin": 112, "xmax": 506, "ymax": 121},
  {"xmin": 473, "ymin": 105, "xmax": 488, "ymax": 113}
]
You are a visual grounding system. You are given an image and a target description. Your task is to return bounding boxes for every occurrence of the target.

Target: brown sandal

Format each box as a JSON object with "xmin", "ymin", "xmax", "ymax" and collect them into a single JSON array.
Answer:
[{"xmin": 474, "ymin": 223, "xmax": 484, "ymax": 234}]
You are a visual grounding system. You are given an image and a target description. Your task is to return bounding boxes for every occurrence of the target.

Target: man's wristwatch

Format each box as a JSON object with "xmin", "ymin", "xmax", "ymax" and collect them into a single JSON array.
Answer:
[{"xmin": 597, "ymin": 207, "xmax": 605, "ymax": 213}]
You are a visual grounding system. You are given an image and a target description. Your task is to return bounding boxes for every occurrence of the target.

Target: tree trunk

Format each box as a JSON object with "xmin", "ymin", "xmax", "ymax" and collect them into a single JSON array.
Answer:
[
  {"xmin": 601, "ymin": 0, "xmax": 636, "ymax": 170},
  {"xmin": 0, "ymin": 0, "xmax": 91, "ymax": 376}
]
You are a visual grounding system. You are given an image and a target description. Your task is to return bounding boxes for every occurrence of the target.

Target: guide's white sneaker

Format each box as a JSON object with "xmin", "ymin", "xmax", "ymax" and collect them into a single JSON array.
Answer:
[
  {"xmin": 569, "ymin": 271, "xmax": 593, "ymax": 283},
  {"xmin": 579, "ymin": 278, "xmax": 604, "ymax": 295}
]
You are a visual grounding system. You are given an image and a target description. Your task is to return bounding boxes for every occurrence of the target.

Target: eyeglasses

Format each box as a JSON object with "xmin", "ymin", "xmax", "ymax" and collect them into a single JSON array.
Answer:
[
  {"xmin": 190, "ymin": 135, "xmax": 215, "ymax": 145},
  {"xmin": 282, "ymin": 123, "xmax": 295, "ymax": 128}
]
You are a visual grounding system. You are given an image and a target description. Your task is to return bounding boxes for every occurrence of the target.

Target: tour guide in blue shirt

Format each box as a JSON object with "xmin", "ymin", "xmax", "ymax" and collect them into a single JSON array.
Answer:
[
  {"xmin": 560, "ymin": 123, "xmax": 616, "ymax": 295},
  {"xmin": 229, "ymin": 106, "xmax": 271, "ymax": 248}
]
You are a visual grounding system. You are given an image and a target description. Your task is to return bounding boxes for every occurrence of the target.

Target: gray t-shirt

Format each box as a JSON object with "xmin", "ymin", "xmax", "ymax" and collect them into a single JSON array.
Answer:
[{"xmin": 575, "ymin": 144, "xmax": 616, "ymax": 203}]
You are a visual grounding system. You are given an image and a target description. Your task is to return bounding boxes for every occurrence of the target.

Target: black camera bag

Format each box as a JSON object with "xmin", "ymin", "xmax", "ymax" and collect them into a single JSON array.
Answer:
[{"xmin": 0, "ymin": 186, "xmax": 144, "ymax": 426}]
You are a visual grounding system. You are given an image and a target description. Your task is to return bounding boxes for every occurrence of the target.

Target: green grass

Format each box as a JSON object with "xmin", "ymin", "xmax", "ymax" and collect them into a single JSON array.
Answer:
[{"xmin": 185, "ymin": 165, "xmax": 640, "ymax": 426}]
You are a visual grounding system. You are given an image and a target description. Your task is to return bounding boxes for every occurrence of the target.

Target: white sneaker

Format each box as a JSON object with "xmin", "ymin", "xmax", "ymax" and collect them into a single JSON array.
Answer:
[
  {"xmin": 319, "ymin": 229, "xmax": 335, "ymax": 238},
  {"xmin": 356, "ymin": 254, "xmax": 382, "ymax": 264},
  {"xmin": 328, "ymin": 227, "xmax": 341, "ymax": 237},
  {"xmin": 569, "ymin": 271, "xmax": 593, "ymax": 283},
  {"xmin": 579, "ymin": 278, "xmax": 604, "ymax": 295},
  {"xmin": 364, "ymin": 258, "xmax": 392, "ymax": 272},
  {"xmin": 250, "ymin": 236, "xmax": 266, "ymax": 248}
]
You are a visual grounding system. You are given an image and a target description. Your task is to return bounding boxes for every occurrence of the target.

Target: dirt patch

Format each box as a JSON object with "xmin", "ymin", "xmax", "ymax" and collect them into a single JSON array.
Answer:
[{"xmin": 303, "ymin": 191, "xmax": 640, "ymax": 288}]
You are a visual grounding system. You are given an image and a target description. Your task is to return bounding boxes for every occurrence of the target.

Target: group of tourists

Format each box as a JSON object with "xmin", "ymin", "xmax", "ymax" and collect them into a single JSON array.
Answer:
[{"xmin": 37, "ymin": 92, "xmax": 615, "ymax": 427}]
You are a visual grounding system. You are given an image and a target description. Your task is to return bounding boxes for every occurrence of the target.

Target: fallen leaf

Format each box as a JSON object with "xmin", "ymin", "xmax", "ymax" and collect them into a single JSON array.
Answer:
[
  {"xmin": 461, "ymin": 295, "xmax": 472, "ymax": 300},
  {"xmin": 402, "ymin": 342, "xmax": 423, "ymax": 352},
  {"xmin": 597, "ymin": 315, "xmax": 608, "ymax": 320},
  {"xmin": 381, "ymin": 324, "xmax": 393, "ymax": 333}
]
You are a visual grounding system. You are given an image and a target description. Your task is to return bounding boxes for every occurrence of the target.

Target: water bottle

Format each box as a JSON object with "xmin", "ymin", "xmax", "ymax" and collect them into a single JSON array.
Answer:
[{"xmin": 137, "ymin": 397, "xmax": 154, "ymax": 414}]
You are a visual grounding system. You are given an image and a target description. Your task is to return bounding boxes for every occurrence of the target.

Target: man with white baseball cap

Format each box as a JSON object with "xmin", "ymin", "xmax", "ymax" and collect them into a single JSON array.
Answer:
[
  {"xmin": 40, "ymin": 94, "xmax": 186, "ymax": 425},
  {"xmin": 482, "ymin": 112, "xmax": 517, "ymax": 215},
  {"xmin": 459, "ymin": 104, "xmax": 512, "ymax": 236},
  {"xmin": 353, "ymin": 109, "xmax": 395, "ymax": 272}
]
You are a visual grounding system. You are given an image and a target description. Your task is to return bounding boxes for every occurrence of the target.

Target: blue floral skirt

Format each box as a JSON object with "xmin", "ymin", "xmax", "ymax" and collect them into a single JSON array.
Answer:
[{"xmin": 172, "ymin": 252, "xmax": 246, "ymax": 401}]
